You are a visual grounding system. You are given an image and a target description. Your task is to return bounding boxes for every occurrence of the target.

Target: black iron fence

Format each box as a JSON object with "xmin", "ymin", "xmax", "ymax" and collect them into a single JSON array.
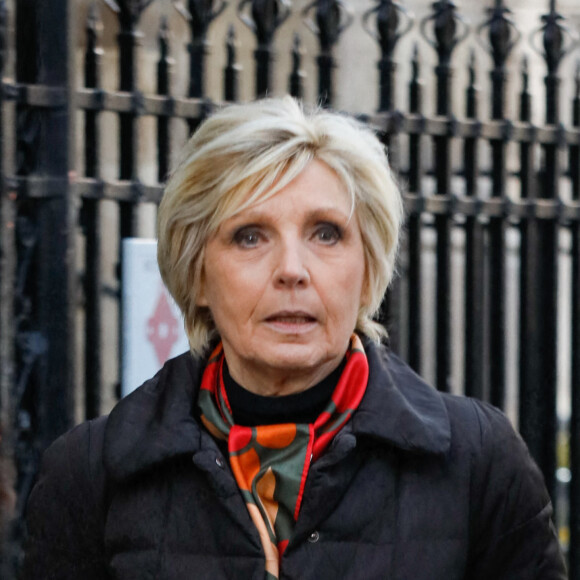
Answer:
[{"xmin": 0, "ymin": 0, "xmax": 579, "ymax": 577}]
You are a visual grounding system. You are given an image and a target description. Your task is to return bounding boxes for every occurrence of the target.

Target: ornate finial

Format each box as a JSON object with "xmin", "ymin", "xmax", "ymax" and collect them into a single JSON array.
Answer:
[
  {"xmin": 362, "ymin": 1, "xmax": 414, "ymax": 60},
  {"xmin": 0, "ymin": 0, "xmax": 7, "ymax": 76},
  {"xmin": 102, "ymin": 0, "xmax": 156, "ymax": 29},
  {"xmin": 420, "ymin": 0, "xmax": 469, "ymax": 67},
  {"xmin": 529, "ymin": 0, "xmax": 576, "ymax": 75},
  {"xmin": 468, "ymin": 47, "xmax": 476, "ymax": 85},
  {"xmin": 88, "ymin": 1, "xmax": 101, "ymax": 30},
  {"xmin": 302, "ymin": 0, "xmax": 354, "ymax": 54},
  {"xmin": 411, "ymin": 42, "xmax": 420, "ymax": 77},
  {"xmin": 86, "ymin": 2, "xmax": 103, "ymax": 89},
  {"xmin": 158, "ymin": 15, "xmax": 172, "ymax": 66},
  {"xmin": 157, "ymin": 15, "xmax": 174, "ymax": 96},
  {"xmin": 289, "ymin": 33, "xmax": 306, "ymax": 99},
  {"xmin": 173, "ymin": 0, "xmax": 228, "ymax": 39},
  {"xmin": 477, "ymin": 0, "xmax": 520, "ymax": 68},
  {"xmin": 159, "ymin": 14, "xmax": 170, "ymax": 40},
  {"xmin": 292, "ymin": 33, "xmax": 303, "ymax": 71},
  {"xmin": 237, "ymin": 0, "xmax": 291, "ymax": 46},
  {"xmin": 542, "ymin": 1, "xmax": 564, "ymax": 74},
  {"xmin": 87, "ymin": 2, "xmax": 103, "ymax": 49},
  {"xmin": 223, "ymin": 24, "xmax": 240, "ymax": 101},
  {"xmin": 226, "ymin": 23, "xmax": 236, "ymax": 63}
]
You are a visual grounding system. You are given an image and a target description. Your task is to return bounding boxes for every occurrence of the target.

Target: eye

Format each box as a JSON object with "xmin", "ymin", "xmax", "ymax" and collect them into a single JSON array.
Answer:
[
  {"xmin": 314, "ymin": 222, "xmax": 343, "ymax": 245},
  {"xmin": 232, "ymin": 226, "xmax": 264, "ymax": 248}
]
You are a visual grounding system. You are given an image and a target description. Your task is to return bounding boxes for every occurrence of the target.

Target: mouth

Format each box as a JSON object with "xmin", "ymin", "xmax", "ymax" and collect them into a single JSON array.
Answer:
[{"xmin": 264, "ymin": 311, "xmax": 317, "ymax": 333}]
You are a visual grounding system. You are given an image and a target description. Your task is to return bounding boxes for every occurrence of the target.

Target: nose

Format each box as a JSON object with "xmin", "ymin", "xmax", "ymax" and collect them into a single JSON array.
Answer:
[{"xmin": 274, "ymin": 239, "xmax": 310, "ymax": 288}]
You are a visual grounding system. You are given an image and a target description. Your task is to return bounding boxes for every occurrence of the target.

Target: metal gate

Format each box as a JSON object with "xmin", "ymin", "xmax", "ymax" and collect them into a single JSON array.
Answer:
[{"xmin": 0, "ymin": 0, "xmax": 579, "ymax": 576}]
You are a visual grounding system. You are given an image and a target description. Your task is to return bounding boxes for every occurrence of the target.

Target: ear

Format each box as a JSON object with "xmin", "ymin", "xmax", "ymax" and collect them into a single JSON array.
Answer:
[
  {"xmin": 196, "ymin": 276, "xmax": 209, "ymax": 306},
  {"xmin": 359, "ymin": 261, "xmax": 371, "ymax": 308},
  {"xmin": 195, "ymin": 262, "xmax": 209, "ymax": 307}
]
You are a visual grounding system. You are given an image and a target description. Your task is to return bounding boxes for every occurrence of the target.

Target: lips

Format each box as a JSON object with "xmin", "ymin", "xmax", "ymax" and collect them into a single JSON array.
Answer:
[
  {"xmin": 265, "ymin": 311, "xmax": 316, "ymax": 324},
  {"xmin": 263, "ymin": 311, "xmax": 318, "ymax": 334}
]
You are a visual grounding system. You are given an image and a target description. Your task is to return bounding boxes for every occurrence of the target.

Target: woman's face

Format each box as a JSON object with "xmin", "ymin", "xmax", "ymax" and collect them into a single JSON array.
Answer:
[{"xmin": 198, "ymin": 160, "xmax": 367, "ymax": 395}]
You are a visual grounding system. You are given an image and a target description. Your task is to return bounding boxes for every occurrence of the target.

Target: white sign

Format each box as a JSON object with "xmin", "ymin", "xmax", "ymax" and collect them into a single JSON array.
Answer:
[{"xmin": 121, "ymin": 238, "xmax": 190, "ymax": 396}]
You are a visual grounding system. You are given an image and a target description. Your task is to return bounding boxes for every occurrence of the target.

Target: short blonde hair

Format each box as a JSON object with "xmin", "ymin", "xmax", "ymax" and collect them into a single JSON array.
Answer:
[{"xmin": 157, "ymin": 97, "xmax": 404, "ymax": 355}]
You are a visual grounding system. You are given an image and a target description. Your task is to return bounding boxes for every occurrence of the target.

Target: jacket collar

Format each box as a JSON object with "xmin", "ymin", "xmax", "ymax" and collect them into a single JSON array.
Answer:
[
  {"xmin": 104, "ymin": 341, "xmax": 450, "ymax": 482},
  {"xmin": 352, "ymin": 339, "xmax": 451, "ymax": 455}
]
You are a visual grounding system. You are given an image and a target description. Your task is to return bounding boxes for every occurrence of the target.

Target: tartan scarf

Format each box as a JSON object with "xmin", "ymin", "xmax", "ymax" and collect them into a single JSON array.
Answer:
[{"xmin": 197, "ymin": 334, "xmax": 369, "ymax": 580}]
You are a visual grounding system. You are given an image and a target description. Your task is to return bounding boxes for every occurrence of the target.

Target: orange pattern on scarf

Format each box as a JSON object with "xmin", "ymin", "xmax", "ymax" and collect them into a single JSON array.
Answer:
[{"xmin": 198, "ymin": 335, "xmax": 369, "ymax": 579}]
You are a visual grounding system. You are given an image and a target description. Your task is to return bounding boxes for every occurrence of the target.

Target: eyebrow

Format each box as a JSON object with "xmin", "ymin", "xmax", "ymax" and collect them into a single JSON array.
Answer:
[{"xmin": 229, "ymin": 205, "xmax": 352, "ymax": 224}]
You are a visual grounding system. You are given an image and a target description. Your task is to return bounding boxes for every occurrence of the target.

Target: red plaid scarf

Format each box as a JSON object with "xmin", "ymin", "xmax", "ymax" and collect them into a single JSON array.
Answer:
[{"xmin": 198, "ymin": 334, "xmax": 369, "ymax": 579}]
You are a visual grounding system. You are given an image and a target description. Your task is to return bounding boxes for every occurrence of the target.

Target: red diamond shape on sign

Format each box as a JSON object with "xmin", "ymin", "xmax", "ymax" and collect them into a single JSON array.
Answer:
[{"xmin": 147, "ymin": 290, "xmax": 180, "ymax": 365}]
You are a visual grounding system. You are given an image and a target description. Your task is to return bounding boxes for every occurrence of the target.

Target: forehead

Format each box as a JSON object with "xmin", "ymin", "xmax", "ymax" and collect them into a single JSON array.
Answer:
[{"xmin": 226, "ymin": 160, "xmax": 355, "ymax": 222}]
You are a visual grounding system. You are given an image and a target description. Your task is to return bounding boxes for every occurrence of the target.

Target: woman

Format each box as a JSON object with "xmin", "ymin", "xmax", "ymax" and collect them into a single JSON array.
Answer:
[{"xmin": 23, "ymin": 98, "xmax": 565, "ymax": 579}]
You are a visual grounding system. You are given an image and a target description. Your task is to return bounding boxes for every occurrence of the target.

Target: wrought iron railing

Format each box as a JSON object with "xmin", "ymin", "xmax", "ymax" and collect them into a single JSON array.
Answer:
[{"xmin": 0, "ymin": 0, "xmax": 579, "ymax": 577}]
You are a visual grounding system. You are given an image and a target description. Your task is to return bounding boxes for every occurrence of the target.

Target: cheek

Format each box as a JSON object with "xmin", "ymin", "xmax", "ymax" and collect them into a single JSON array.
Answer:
[
  {"xmin": 325, "ymin": 261, "xmax": 366, "ymax": 319},
  {"xmin": 204, "ymin": 265, "xmax": 261, "ymax": 323}
]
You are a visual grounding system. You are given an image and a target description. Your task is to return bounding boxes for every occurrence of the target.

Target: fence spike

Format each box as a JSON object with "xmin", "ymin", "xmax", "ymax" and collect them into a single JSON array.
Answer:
[
  {"xmin": 420, "ymin": 0, "xmax": 468, "ymax": 71},
  {"xmin": 224, "ymin": 24, "xmax": 240, "ymax": 102},
  {"xmin": 482, "ymin": 0, "xmax": 520, "ymax": 70},
  {"xmin": 408, "ymin": 42, "xmax": 421, "ymax": 114},
  {"xmin": 226, "ymin": 23, "xmax": 237, "ymax": 67},
  {"xmin": 541, "ymin": 0, "xmax": 565, "ymax": 77},
  {"xmin": 175, "ymin": 1, "xmax": 227, "ymax": 100},
  {"xmin": 157, "ymin": 15, "xmax": 173, "ymax": 96},
  {"xmin": 363, "ymin": 1, "xmax": 414, "ymax": 112},
  {"xmin": 289, "ymin": 33, "xmax": 305, "ymax": 100},
  {"xmin": 238, "ymin": 0, "xmax": 291, "ymax": 98},
  {"xmin": 302, "ymin": 0, "xmax": 353, "ymax": 108},
  {"xmin": 468, "ymin": 48, "xmax": 476, "ymax": 82},
  {"xmin": 238, "ymin": 0, "xmax": 291, "ymax": 46}
]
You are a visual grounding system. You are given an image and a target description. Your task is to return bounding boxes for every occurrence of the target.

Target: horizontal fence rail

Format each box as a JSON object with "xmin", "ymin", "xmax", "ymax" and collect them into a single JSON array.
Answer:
[{"xmin": 0, "ymin": 0, "xmax": 579, "ymax": 577}]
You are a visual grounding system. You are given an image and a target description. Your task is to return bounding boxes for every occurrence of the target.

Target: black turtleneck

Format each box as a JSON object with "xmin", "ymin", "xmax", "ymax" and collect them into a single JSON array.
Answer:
[{"xmin": 222, "ymin": 358, "xmax": 346, "ymax": 426}]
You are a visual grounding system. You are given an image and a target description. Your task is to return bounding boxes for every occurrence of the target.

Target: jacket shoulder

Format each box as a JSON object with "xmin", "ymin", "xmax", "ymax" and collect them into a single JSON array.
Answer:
[
  {"xmin": 439, "ymin": 395, "xmax": 566, "ymax": 578},
  {"xmin": 22, "ymin": 416, "xmax": 110, "ymax": 579}
]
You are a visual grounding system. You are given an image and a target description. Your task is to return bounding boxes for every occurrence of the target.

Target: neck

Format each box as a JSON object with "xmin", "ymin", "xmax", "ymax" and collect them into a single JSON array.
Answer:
[{"xmin": 224, "ymin": 356, "xmax": 344, "ymax": 397}]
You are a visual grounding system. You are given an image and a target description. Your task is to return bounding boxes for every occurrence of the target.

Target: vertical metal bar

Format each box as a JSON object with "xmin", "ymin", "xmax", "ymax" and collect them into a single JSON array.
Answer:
[
  {"xmin": 421, "ymin": 0, "xmax": 465, "ymax": 391},
  {"xmin": 407, "ymin": 44, "xmax": 423, "ymax": 372},
  {"xmin": 239, "ymin": 0, "xmax": 290, "ymax": 99},
  {"xmin": 224, "ymin": 25, "xmax": 241, "ymax": 102},
  {"xmin": 82, "ymin": 2, "xmax": 103, "ymax": 420},
  {"xmin": 11, "ymin": 0, "xmax": 40, "ymax": 558},
  {"xmin": 375, "ymin": 0, "xmax": 399, "ymax": 112},
  {"xmin": 362, "ymin": 1, "xmax": 411, "ymax": 355},
  {"xmin": 303, "ymin": 0, "xmax": 352, "ymax": 108},
  {"xmin": 532, "ymin": 0, "xmax": 563, "ymax": 506},
  {"xmin": 484, "ymin": 0, "xmax": 519, "ymax": 409},
  {"xmin": 463, "ymin": 50, "xmax": 484, "ymax": 400},
  {"xmin": 114, "ymin": 2, "xmax": 147, "ymax": 238},
  {"xmin": 518, "ymin": 56, "xmax": 542, "ymax": 471},
  {"xmin": 362, "ymin": 0, "xmax": 412, "ymax": 113},
  {"xmin": 288, "ymin": 34, "xmax": 304, "ymax": 101},
  {"xmin": 108, "ymin": 1, "xmax": 152, "ymax": 409},
  {"xmin": 0, "ymin": 0, "xmax": 14, "ymax": 433},
  {"xmin": 381, "ymin": 128, "xmax": 402, "ymax": 355},
  {"xmin": 0, "ymin": 13, "xmax": 16, "ymax": 571},
  {"xmin": 117, "ymin": 12, "xmax": 140, "ymax": 184},
  {"xmin": 35, "ymin": 0, "xmax": 77, "ymax": 445},
  {"xmin": 157, "ymin": 16, "xmax": 173, "ymax": 183},
  {"xmin": 568, "ymin": 60, "xmax": 580, "ymax": 580},
  {"xmin": 14, "ymin": 0, "xmax": 76, "ymax": 451},
  {"xmin": 108, "ymin": 1, "xmax": 155, "ymax": 237},
  {"xmin": 11, "ymin": 4, "xmax": 76, "ymax": 560},
  {"xmin": 179, "ymin": 1, "xmax": 226, "ymax": 132}
]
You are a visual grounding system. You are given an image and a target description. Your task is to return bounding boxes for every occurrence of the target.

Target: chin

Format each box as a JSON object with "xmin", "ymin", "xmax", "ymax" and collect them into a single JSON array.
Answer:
[{"xmin": 259, "ymin": 344, "xmax": 331, "ymax": 372}]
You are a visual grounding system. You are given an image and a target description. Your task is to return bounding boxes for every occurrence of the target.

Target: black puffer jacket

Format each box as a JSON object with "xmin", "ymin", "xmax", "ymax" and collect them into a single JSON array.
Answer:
[{"xmin": 23, "ymin": 341, "xmax": 566, "ymax": 579}]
